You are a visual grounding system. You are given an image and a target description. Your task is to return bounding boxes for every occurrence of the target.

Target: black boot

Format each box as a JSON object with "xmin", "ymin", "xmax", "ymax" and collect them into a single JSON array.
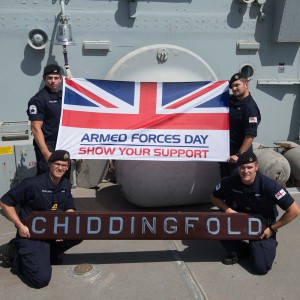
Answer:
[
  {"xmin": 0, "ymin": 238, "xmax": 16, "ymax": 268},
  {"xmin": 222, "ymin": 252, "xmax": 239, "ymax": 265}
]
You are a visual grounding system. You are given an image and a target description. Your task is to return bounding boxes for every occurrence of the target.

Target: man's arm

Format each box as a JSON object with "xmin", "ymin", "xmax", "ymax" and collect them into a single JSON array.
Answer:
[
  {"xmin": 227, "ymin": 135, "xmax": 254, "ymax": 163},
  {"xmin": 211, "ymin": 195, "xmax": 237, "ymax": 213},
  {"xmin": 271, "ymin": 202, "xmax": 300, "ymax": 231},
  {"xmin": 31, "ymin": 120, "xmax": 52, "ymax": 161},
  {"xmin": 238, "ymin": 135, "xmax": 255, "ymax": 154},
  {"xmin": 260, "ymin": 201, "xmax": 300, "ymax": 239},
  {"xmin": 0, "ymin": 202, "xmax": 30, "ymax": 238}
]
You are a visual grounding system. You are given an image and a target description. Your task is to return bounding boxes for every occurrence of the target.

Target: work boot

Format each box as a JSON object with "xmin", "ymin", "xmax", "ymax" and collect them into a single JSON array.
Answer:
[
  {"xmin": 0, "ymin": 238, "xmax": 16, "ymax": 268},
  {"xmin": 222, "ymin": 241, "xmax": 251, "ymax": 265},
  {"xmin": 222, "ymin": 252, "xmax": 239, "ymax": 265}
]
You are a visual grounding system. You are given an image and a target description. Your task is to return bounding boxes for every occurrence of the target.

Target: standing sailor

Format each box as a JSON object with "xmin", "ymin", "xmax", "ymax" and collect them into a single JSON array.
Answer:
[
  {"xmin": 220, "ymin": 73, "xmax": 261, "ymax": 178},
  {"xmin": 27, "ymin": 64, "xmax": 70, "ymax": 178}
]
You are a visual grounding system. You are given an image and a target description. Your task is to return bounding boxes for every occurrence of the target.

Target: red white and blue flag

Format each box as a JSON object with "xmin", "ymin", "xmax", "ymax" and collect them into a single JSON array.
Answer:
[{"xmin": 56, "ymin": 78, "xmax": 229, "ymax": 161}]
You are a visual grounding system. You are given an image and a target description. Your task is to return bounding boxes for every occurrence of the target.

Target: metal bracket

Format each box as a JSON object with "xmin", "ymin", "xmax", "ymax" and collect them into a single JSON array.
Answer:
[
  {"xmin": 257, "ymin": 79, "xmax": 300, "ymax": 86},
  {"xmin": 82, "ymin": 41, "xmax": 111, "ymax": 51},
  {"xmin": 0, "ymin": 121, "xmax": 30, "ymax": 141},
  {"xmin": 255, "ymin": 0, "xmax": 266, "ymax": 21},
  {"xmin": 129, "ymin": 0, "xmax": 138, "ymax": 19},
  {"xmin": 239, "ymin": 0, "xmax": 266, "ymax": 20}
]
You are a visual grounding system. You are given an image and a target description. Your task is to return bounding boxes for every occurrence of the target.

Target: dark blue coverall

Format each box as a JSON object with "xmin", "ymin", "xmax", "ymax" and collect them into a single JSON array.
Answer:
[
  {"xmin": 212, "ymin": 172, "xmax": 294, "ymax": 274},
  {"xmin": 1, "ymin": 173, "xmax": 81, "ymax": 288},
  {"xmin": 220, "ymin": 94, "xmax": 261, "ymax": 177}
]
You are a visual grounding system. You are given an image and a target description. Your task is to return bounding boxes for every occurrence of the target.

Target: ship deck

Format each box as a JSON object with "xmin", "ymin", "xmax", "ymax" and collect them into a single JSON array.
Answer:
[{"xmin": 1, "ymin": 182, "xmax": 300, "ymax": 300}]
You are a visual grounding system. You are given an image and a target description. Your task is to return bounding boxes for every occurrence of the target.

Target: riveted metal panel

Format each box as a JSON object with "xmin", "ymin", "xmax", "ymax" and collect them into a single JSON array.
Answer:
[
  {"xmin": 0, "ymin": 146, "xmax": 16, "ymax": 197},
  {"xmin": 0, "ymin": 143, "xmax": 36, "ymax": 197},
  {"xmin": 273, "ymin": 0, "xmax": 300, "ymax": 42},
  {"xmin": 14, "ymin": 144, "xmax": 37, "ymax": 183}
]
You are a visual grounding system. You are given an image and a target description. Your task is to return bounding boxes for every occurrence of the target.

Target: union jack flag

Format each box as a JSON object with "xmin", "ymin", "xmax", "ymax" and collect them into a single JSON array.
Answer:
[{"xmin": 61, "ymin": 78, "xmax": 229, "ymax": 130}]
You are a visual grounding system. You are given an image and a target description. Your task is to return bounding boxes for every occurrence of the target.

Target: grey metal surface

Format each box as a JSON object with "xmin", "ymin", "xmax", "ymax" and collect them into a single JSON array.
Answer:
[
  {"xmin": 0, "ymin": 0, "xmax": 299, "ymax": 145},
  {"xmin": 0, "ymin": 142, "xmax": 36, "ymax": 196},
  {"xmin": 0, "ymin": 1, "xmax": 300, "ymax": 199},
  {"xmin": 14, "ymin": 144, "xmax": 37, "ymax": 183},
  {"xmin": 0, "ymin": 147, "xmax": 16, "ymax": 198},
  {"xmin": 0, "ymin": 183, "xmax": 300, "ymax": 300},
  {"xmin": 272, "ymin": 0, "xmax": 300, "ymax": 42}
]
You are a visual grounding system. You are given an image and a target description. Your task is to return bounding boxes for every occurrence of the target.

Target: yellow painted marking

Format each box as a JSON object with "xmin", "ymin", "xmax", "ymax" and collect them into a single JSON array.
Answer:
[{"xmin": 0, "ymin": 146, "xmax": 13, "ymax": 155}]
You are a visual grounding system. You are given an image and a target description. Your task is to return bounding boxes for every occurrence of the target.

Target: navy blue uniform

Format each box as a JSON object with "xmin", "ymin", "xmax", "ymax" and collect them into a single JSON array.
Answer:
[
  {"xmin": 1, "ymin": 173, "xmax": 81, "ymax": 288},
  {"xmin": 27, "ymin": 86, "xmax": 63, "ymax": 175},
  {"xmin": 220, "ymin": 94, "xmax": 261, "ymax": 177},
  {"xmin": 213, "ymin": 172, "xmax": 294, "ymax": 274},
  {"xmin": 229, "ymin": 94, "xmax": 261, "ymax": 155}
]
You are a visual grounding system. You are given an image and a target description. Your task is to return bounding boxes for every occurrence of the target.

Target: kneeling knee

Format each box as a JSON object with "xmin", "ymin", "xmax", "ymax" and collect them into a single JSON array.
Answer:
[
  {"xmin": 33, "ymin": 278, "xmax": 50, "ymax": 289},
  {"xmin": 30, "ymin": 272, "xmax": 51, "ymax": 288},
  {"xmin": 256, "ymin": 269, "xmax": 268, "ymax": 275},
  {"xmin": 253, "ymin": 265, "xmax": 269, "ymax": 275}
]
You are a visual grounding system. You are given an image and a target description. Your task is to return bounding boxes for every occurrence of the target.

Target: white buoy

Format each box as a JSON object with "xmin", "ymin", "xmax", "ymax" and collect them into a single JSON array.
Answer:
[
  {"xmin": 106, "ymin": 44, "xmax": 221, "ymax": 207},
  {"xmin": 115, "ymin": 160, "xmax": 220, "ymax": 207},
  {"xmin": 76, "ymin": 160, "xmax": 109, "ymax": 188},
  {"xmin": 283, "ymin": 146, "xmax": 300, "ymax": 181},
  {"xmin": 254, "ymin": 147, "xmax": 291, "ymax": 186}
]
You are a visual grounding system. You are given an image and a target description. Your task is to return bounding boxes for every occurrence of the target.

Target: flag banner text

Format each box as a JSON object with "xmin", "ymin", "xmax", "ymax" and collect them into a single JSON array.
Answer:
[{"xmin": 56, "ymin": 78, "xmax": 230, "ymax": 161}]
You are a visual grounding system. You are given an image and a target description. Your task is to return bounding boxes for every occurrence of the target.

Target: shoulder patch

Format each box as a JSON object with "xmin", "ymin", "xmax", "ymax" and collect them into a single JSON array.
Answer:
[
  {"xmin": 29, "ymin": 105, "xmax": 37, "ymax": 115},
  {"xmin": 249, "ymin": 117, "xmax": 257, "ymax": 123},
  {"xmin": 275, "ymin": 189, "xmax": 286, "ymax": 200}
]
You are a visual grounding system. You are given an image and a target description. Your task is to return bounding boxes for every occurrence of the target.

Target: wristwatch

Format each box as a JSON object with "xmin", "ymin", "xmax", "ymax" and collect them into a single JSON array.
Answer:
[{"xmin": 235, "ymin": 152, "xmax": 242, "ymax": 157}]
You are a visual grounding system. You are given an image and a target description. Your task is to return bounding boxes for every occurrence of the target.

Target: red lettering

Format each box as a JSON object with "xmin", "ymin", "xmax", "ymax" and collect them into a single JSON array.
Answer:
[{"xmin": 29, "ymin": 161, "xmax": 37, "ymax": 167}]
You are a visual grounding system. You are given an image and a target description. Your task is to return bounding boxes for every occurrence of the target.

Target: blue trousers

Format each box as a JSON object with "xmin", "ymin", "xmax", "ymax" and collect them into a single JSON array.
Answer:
[
  {"xmin": 221, "ymin": 237, "xmax": 277, "ymax": 275},
  {"xmin": 12, "ymin": 237, "xmax": 82, "ymax": 288}
]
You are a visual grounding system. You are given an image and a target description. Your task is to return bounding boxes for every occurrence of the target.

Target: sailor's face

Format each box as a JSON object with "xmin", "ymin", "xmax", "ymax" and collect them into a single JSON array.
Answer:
[
  {"xmin": 49, "ymin": 160, "xmax": 69, "ymax": 179},
  {"xmin": 44, "ymin": 74, "xmax": 62, "ymax": 92},
  {"xmin": 238, "ymin": 162, "xmax": 258, "ymax": 185},
  {"xmin": 231, "ymin": 80, "xmax": 248, "ymax": 99}
]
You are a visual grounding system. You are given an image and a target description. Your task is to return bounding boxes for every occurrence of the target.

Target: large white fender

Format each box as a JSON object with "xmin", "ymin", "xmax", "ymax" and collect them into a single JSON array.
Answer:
[
  {"xmin": 283, "ymin": 146, "xmax": 300, "ymax": 182},
  {"xmin": 106, "ymin": 44, "xmax": 221, "ymax": 207},
  {"xmin": 115, "ymin": 160, "xmax": 220, "ymax": 207},
  {"xmin": 253, "ymin": 146, "xmax": 291, "ymax": 186}
]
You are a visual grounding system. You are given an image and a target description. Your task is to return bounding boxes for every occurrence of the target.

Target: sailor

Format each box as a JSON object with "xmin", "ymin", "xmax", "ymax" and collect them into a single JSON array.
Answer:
[
  {"xmin": 211, "ymin": 151, "xmax": 300, "ymax": 274},
  {"xmin": 27, "ymin": 64, "xmax": 70, "ymax": 178},
  {"xmin": 0, "ymin": 150, "xmax": 82, "ymax": 288},
  {"xmin": 220, "ymin": 72, "xmax": 261, "ymax": 178}
]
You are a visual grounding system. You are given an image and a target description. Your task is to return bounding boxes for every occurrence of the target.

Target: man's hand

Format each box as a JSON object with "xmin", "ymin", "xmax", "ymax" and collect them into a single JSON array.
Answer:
[
  {"xmin": 227, "ymin": 155, "xmax": 239, "ymax": 163},
  {"xmin": 43, "ymin": 150, "xmax": 52, "ymax": 162},
  {"xmin": 225, "ymin": 207, "xmax": 238, "ymax": 213},
  {"xmin": 18, "ymin": 224, "xmax": 30, "ymax": 238},
  {"xmin": 260, "ymin": 227, "xmax": 273, "ymax": 239}
]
